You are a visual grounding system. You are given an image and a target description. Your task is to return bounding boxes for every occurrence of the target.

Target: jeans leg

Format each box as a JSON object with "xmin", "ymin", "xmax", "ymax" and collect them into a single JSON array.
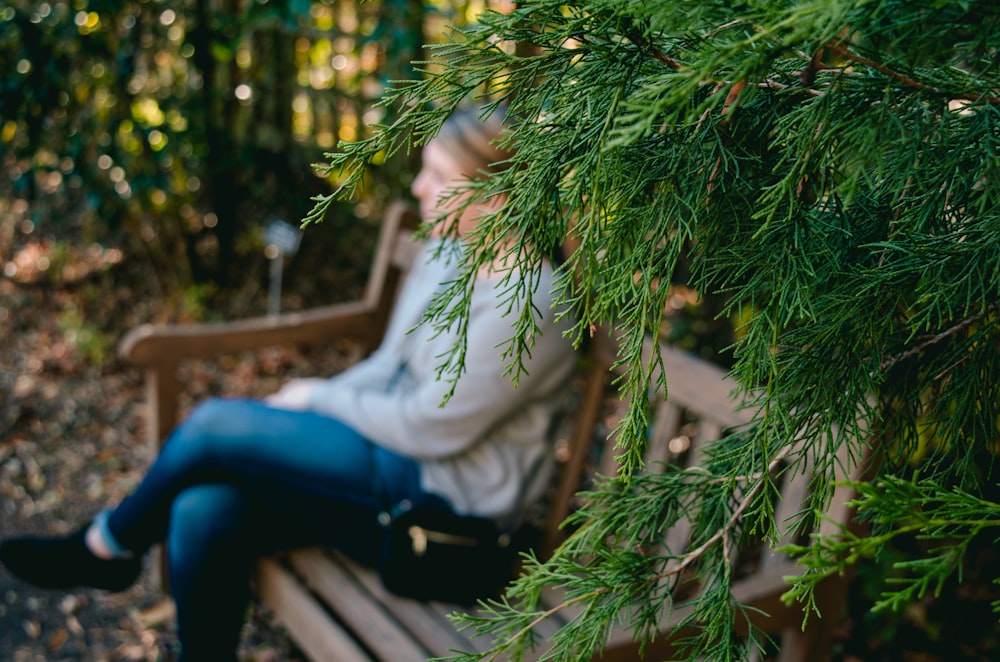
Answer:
[
  {"xmin": 123, "ymin": 398, "xmax": 430, "ymax": 661},
  {"xmin": 106, "ymin": 398, "xmax": 427, "ymax": 554},
  {"xmin": 167, "ymin": 482, "xmax": 404, "ymax": 662},
  {"xmin": 167, "ymin": 484, "xmax": 251, "ymax": 662}
]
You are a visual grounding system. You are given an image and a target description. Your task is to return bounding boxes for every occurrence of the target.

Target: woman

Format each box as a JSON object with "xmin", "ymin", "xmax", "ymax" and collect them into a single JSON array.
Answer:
[{"xmin": 0, "ymin": 107, "xmax": 577, "ymax": 661}]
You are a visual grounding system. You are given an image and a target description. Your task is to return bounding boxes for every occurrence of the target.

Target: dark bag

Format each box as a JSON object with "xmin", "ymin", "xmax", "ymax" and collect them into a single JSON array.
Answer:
[{"xmin": 378, "ymin": 504, "xmax": 517, "ymax": 605}]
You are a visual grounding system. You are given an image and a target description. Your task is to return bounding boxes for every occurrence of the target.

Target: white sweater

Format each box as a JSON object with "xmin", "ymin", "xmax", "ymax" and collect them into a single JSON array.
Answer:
[{"xmin": 307, "ymin": 239, "xmax": 577, "ymax": 520}]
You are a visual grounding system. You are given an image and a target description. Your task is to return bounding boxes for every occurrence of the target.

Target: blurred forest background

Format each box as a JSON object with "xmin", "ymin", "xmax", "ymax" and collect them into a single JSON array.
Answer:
[
  {"xmin": 3, "ymin": 0, "xmax": 446, "ymax": 316},
  {"xmin": 1, "ymin": 1, "xmax": 997, "ymax": 660}
]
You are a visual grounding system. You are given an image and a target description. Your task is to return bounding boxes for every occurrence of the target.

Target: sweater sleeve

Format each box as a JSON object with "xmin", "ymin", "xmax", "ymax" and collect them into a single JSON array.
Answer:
[
  {"xmin": 322, "ymin": 343, "xmax": 398, "ymax": 390},
  {"xmin": 307, "ymin": 277, "xmax": 572, "ymax": 459}
]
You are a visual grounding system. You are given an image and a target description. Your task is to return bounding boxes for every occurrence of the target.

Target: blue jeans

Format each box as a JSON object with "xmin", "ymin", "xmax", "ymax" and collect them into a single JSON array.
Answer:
[{"xmin": 104, "ymin": 398, "xmax": 438, "ymax": 662}]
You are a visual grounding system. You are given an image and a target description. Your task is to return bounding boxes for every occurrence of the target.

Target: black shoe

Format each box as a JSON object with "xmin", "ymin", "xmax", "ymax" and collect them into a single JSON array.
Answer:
[{"xmin": 0, "ymin": 526, "xmax": 142, "ymax": 592}]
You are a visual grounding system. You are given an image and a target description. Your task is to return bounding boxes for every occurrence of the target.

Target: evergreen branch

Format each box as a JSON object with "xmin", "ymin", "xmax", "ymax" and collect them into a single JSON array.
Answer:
[
  {"xmin": 459, "ymin": 588, "xmax": 603, "ymax": 662},
  {"xmin": 880, "ymin": 299, "xmax": 1000, "ymax": 371},
  {"xmin": 785, "ymin": 475, "xmax": 1000, "ymax": 621},
  {"xmin": 621, "ymin": 20, "xmax": 683, "ymax": 71},
  {"xmin": 827, "ymin": 41, "xmax": 1000, "ymax": 104},
  {"xmin": 302, "ymin": 2, "xmax": 1000, "ymax": 657},
  {"xmin": 448, "ymin": 440, "xmax": 798, "ymax": 661},
  {"xmin": 655, "ymin": 443, "xmax": 796, "ymax": 581},
  {"xmin": 622, "ymin": 16, "xmax": 819, "ymax": 102}
]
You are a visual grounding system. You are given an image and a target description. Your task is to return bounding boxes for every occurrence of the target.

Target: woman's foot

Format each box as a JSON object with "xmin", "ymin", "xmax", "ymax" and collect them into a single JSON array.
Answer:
[{"xmin": 0, "ymin": 526, "xmax": 142, "ymax": 592}]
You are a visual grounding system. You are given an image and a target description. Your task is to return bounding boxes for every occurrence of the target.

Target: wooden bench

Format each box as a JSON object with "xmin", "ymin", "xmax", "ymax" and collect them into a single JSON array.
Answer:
[{"xmin": 119, "ymin": 201, "xmax": 861, "ymax": 661}]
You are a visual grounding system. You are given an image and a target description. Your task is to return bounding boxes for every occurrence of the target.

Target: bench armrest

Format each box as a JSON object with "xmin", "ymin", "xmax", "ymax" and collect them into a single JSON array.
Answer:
[
  {"xmin": 118, "ymin": 299, "xmax": 380, "ymax": 366},
  {"xmin": 117, "ymin": 299, "xmax": 389, "ymax": 450},
  {"xmin": 120, "ymin": 200, "xmax": 418, "ymax": 449}
]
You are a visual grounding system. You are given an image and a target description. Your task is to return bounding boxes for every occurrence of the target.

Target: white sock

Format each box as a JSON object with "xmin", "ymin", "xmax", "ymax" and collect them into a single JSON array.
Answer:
[{"xmin": 85, "ymin": 510, "xmax": 134, "ymax": 560}]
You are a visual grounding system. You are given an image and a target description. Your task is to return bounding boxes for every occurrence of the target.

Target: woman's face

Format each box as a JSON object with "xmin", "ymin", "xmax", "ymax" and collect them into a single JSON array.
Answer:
[{"xmin": 411, "ymin": 138, "xmax": 496, "ymax": 239}]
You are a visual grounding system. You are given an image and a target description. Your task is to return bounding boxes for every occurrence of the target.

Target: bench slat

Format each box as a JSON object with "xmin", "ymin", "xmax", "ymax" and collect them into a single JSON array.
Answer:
[
  {"xmin": 256, "ymin": 557, "xmax": 372, "ymax": 662},
  {"xmin": 287, "ymin": 548, "xmax": 434, "ymax": 660},
  {"xmin": 646, "ymin": 400, "xmax": 683, "ymax": 468},
  {"xmin": 331, "ymin": 552, "xmax": 481, "ymax": 657}
]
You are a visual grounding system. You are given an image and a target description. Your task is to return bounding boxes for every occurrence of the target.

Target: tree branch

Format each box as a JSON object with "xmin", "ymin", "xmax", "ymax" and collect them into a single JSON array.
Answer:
[
  {"xmin": 827, "ymin": 42, "xmax": 1000, "ymax": 105},
  {"xmin": 881, "ymin": 301, "xmax": 1000, "ymax": 371},
  {"xmin": 478, "ymin": 443, "xmax": 797, "ymax": 660},
  {"xmin": 652, "ymin": 443, "xmax": 794, "ymax": 581}
]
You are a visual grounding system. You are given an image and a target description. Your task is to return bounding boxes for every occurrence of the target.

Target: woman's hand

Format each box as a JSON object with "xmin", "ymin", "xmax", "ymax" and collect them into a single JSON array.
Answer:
[{"xmin": 264, "ymin": 378, "xmax": 328, "ymax": 411}]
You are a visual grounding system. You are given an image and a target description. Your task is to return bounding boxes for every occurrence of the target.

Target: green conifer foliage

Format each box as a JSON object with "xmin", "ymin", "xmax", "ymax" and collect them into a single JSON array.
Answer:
[{"xmin": 307, "ymin": 1, "xmax": 1000, "ymax": 659}]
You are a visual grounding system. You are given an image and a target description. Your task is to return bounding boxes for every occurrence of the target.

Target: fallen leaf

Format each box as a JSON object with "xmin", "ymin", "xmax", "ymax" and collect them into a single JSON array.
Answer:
[
  {"xmin": 136, "ymin": 597, "xmax": 176, "ymax": 628},
  {"xmin": 59, "ymin": 594, "xmax": 83, "ymax": 615},
  {"xmin": 23, "ymin": 619, "xmax": 41, "ymax": 639},
  {"xmin": 66, "ymin": 614, "xmax": 84, "ymax": 636},
  {"xmin": 47, "ymin": 627, "xmax": 68, "ymax": 650},
  {"xmin": 114, "ymin": 643, "xmax": 148, "ymax": 660}
]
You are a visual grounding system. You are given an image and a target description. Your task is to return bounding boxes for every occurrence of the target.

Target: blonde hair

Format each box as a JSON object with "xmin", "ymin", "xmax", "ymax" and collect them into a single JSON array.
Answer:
[{"xmin": 434, "ymin": 105, "xmax": 511, "ymax": 177}]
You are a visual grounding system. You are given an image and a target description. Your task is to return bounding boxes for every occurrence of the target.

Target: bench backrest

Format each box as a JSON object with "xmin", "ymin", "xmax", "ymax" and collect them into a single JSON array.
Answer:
[
  {"xmin": 582, "ymin": 336, "xmax": 862, "ymax": 659},
  {"xmin": 354, "ymin": 200, "xmax": 420, "ymax": 351}
]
